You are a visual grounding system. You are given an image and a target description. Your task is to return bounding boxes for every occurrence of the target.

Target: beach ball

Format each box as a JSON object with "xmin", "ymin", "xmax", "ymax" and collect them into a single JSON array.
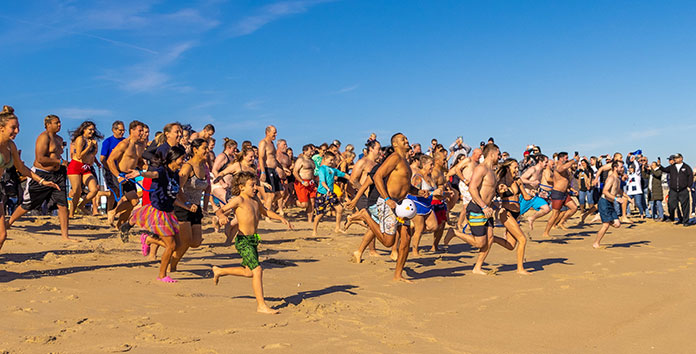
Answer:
[{"xmin": 395, "ymin": 199, "xmax": 417, "ymax": 220}]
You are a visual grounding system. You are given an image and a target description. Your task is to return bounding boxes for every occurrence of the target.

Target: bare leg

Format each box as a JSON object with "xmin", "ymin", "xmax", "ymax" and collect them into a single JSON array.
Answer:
[
  {"xmin": 558, "ymin": 201, "xmax": 578, "ymax": 227},
  {"xmin": 500, "ymin": 210, "xmax": 530, "ymax": 274},
  {"xmin": 0, "ymin": 207, "xmax": 7, "ymax": 251},
  {"xmin": 542, "ymin": 209, "xmax": 560, "ymax": 238},
  {"xmin": 593, "ymin": 220, "xmax": 620, "ymax": 248},
  {"xmin": 56, "ymin": 205, "xmax": 75, "ymax": 242},
  {"xmin": 67, "ymin": 174, "xmax": 82, "ymax": 218},
  {"xmin": 8, "ymin": 205, "xmax": 29, "ymax": 227},
  {"xmin": 472, "ymin": 230, "xmax": 493, "ymax": 275},
  {"xmin": 158, "ymin": 235, "xmax": 176, "ymax": 279},
  {"xmin": 312, "ymin": 212, "xmax": 322, "ymax": 237},
  {"xmin": 334, "ymin": 205, "xmax": 345, "ymax": 233},
  {"xmin": 410, "ymin": 215, "xmax": 426, "ymax": 256},
  {"xmin": 170, "ymin": 222, "xmax": 192, "ymax": 271},
  {"xmin": 527, "ymin": 204, "xmax": 551, "ymax": 230},
  {"xmin": 77, "ymin": 174, "xmax": 99, "ymax": 215},
  {"xmin": 351, "ymin": 208, "xmax": 397, "ymax": 247},
  {"xmin": 390, "ymin": 233, "xmax": 399, "ymax": 261},
  {"xmin": 251, "ymin": 266, "xmax": 278, "ymax": 314},
  {"xmin": 352, "ymin": 228, "xmax": 375, "ymax": 263},
  {"xmin": 393, "ymin": 225, "xmax": 413, "ymax": 283},
  {"xmin": 620, "ymin": 197, "xmax": 632, "ymax": 223}
]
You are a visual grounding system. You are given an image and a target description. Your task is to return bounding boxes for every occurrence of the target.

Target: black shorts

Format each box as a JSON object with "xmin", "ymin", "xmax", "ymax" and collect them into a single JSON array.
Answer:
[
  {"xmin": 103, "ymin": 168, "xmax": 120, "ymax": 197},
  {"xmin": 264, "ymin": 168, "xmax": 283, "ymax": 193},
  {"xmin": 174, "ymin": 205, "xmax": 203, "ymax": 225},
  {"xmin": 22, "ymin": 166, "xmax": 68, "ymax": 211},
  {"xmin": 356, "ymin": 195, "xmax": 368, "ymax": 211},
  {"xmin": 466, "ymin": 203, "xmax": 493, "ymax": 237}
]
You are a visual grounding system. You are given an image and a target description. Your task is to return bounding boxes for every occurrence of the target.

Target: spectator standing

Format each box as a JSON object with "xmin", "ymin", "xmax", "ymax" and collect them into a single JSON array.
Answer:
[{"xmin": 659, "ymin": 153, "xmax": 693, "ymax": 225}]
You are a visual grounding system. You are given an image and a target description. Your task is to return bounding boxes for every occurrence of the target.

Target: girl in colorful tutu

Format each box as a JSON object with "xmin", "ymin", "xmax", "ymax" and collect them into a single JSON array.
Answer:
[{"xmin": 120, "ymin": 146, "xmax": 191, "ymax": 283}]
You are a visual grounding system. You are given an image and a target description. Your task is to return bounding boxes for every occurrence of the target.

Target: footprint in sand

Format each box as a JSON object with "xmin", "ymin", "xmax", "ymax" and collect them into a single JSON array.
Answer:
[
  {"xmin": 24, "ymin": 335, "xmax": 57, "ymax": 344},
  {"xmin": 261, "ymin": 343, "xmax": 291, "ymax": 349},
  {"xmin": 102, "ymin": 343, "xmax": 134, "ymax": 352}
]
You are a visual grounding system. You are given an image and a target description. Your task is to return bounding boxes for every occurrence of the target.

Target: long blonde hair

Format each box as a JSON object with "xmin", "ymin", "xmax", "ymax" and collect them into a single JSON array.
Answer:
[{"xmin": 0, "ymin": 105, "xmax": 17, "ymax": 127}]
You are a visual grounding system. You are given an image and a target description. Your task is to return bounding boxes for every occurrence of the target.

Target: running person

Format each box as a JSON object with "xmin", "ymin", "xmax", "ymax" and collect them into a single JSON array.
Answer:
[
  {"xmin": 106, "ymin": 120, "xmax": 148, "ymax": 231},
  {"xmin": 100, "ymin": 120, "xmax": 125, "ymax": 213},
  {"xmin": 541, "ymin": 152, "xmax": 579, "ymax": 238},
  {"xmin": 518, "ymin": 154, "xmax": 551, "ymax": 230},
  {"xmin": 8, "ymin": 114, "xmax": 72, "ymax": 243},
  {"xmin": 293, "ymin": 144, "xmax": 318, "ymax": 223},
  {"xmin": 67, "ymin": 121, "xmax": 103, "ymax": 217},
  {"xmin": 121, "ymin": 146, "xmax": 188, "ymax": 283},
  {"xmin": 169, "ymin": 138, "xmax": 210, "ymax": 272},
  {"xmin": 593, "ymin": 160, "xmax": 624, "ymax": 248},
  {"xmin": 212, "ymin": 171, "xmax": 293, "ymax": 314},
  {"xmin": 258, "ymin": 125, "xmax": 283, "ymax": 216}
]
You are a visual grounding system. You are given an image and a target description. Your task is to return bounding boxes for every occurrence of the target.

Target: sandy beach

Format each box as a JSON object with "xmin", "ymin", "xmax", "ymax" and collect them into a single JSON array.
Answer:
[{"xmin": 1, "ymin": 207, "xmax": 695, "ymax": 353}]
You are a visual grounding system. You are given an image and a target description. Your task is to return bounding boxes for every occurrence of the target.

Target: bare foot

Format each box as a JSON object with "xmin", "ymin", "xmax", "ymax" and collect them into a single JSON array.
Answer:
[
  {"xmin": 557, "ymin": 223, "xmax": 569, "ymax": 230},
  {"xmin": 368, "ymin": 249, "xmax": 379, "ymax": 257},
  {"xmin": 257, "ymin": 305, "xmax": 279, "ymax": 314},
  {"xmin": 541, "ymin": 232, "xmax": 552, "ymax": 238},
  {"xmin": 351, "ymin": 251, "xmax": 362, "ymax": 263},
  {"xmin": 394, "ymin": 276, "xmax": 414, "ymax": 284},
  {"xmin": 107, "ymin": 210, "xmax": 116, "ymax": 227},
  {"xmin": 212, "ymin": 266, "xmax": 221, "ymax": 285},
  {"xmin": 62, "ymin": 237, "xmax": 80, "ymax": 243},
  {"xmin": 592, "ymin": 244, "xmax": 607, "ymax": 249},
  {"xmin": 472, "ymin": 268, "xmax": 487, "ymax": 275},
  {"xmin": 430, "ymin": 245, "xmax": 439, "ymax": 253},
  {"xmin": 517, "ymin": 269, "xmax": 532, "ymax": 275},
  {"xmin": 620, "ymin": 217, "xmax": 632, "ymax": 224},
  {"xmin": 411, "ymin": 249, "xmax": 420, "ymax": 258},
  {"xmin": 334, "ymin": 228, "xmax": 346, "ymax": 234},
  {"xmin": 389, "ymin": 251, "xmax": 398, "ymax": 261},
  {"xmin": 527, "ymin": 217, "xmax": 534, "ymax": 230}
]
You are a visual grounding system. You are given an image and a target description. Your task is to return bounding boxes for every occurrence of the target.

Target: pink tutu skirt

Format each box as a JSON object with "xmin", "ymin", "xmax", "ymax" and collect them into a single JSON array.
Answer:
[{"xmin": 130, "ymin": 204, "xmax": 179, "ymax": 237}]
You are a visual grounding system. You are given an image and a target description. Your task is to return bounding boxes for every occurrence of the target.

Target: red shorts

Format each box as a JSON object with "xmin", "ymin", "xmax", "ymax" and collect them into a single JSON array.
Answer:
[
  {"xmin": 294, "ymin": 179, "xmax": 317, "ymax": 203},
  {"xmin": 431, "ymin": 199, "xmax": 448, "ymax": 224},
  {"xmin": 67, "ymin": 160, "xmax": 93, "ymax": 176}
]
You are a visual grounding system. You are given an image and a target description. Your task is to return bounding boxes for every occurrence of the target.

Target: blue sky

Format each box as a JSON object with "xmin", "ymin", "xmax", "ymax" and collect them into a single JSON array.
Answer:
[{"xmin": 2, "ymin": 0, "xmax": 695, "ymax": 162}]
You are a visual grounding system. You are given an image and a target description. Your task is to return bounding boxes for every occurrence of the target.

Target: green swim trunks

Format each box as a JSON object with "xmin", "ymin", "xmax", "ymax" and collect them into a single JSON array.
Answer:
[{"xmin": 235, "ymin": 234, "xmax": 261, "ymax": 270}]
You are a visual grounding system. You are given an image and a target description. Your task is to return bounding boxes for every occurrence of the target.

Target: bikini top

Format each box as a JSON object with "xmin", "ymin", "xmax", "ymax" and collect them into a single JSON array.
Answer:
[
  {"xmin": 0, "ymin": 149, "xmax": 13, "ymax": 170},
  {"xmin": 413, "ymin": 173, "xmax": 435, "ymax": 192},
  {"xmin": 181, "ymin": 163, "xmax": 210, "ymax": 204}
]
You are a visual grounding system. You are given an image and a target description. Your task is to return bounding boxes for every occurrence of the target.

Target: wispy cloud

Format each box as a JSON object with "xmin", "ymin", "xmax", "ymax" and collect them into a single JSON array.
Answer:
[
  {"xmin": 244, "ymin": 100, "xmax": 265, "ymax": 110},
  {"xmin": 229, "ymin": 0, "xmax": 333, "ymax": 37},
  {"xmin": 101, "ymin": 42, "xmax": 196, "ymax": 92},
  {"xmin": 53, "ymin": 108, "xmax": 113, "ymax": 120},
  {"xmin": 334, "ymin": 84, "xmax": 359, "ymax": 94}
]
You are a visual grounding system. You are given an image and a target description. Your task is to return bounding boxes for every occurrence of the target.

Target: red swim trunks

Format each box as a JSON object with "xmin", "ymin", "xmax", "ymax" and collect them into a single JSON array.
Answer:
[
  {"xmin": 294, "ymin": 179, "xmax": 317, "ymax": 203},
  {"xmin": 67, "ymin": 160, "xmax": 94, "ymax": 176}
]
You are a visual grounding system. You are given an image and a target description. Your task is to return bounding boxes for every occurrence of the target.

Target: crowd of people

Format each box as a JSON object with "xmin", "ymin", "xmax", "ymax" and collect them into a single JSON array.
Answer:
[{"xmin": 1, "ymin": 104, "xmax": 695, "ymax": 313}]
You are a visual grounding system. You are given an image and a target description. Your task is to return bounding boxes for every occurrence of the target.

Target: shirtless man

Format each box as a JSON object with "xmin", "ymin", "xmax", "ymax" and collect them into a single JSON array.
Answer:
[
  {"xmin": 428, "ymin": 147, "xmax": 452, "ymax": 250},
  {"xmin": 349, "ymin": 140, "xmax": 381, "ymax": 212},
  {"xmin": 293, "ymin": 144, "xmax": 318, "ymax": 222},
  {"xmin": 9, "ymin": 115, "xmax": 74, "ymax": 242},
  {"xmin": 258, "ymin": 125, "xmax": 283, "ymax": 215},
  {"xmin": 350, "ymin": 133, "xmax": 415, "ymax": 282},
  {"xmin": 276, "ymin": 138, "xmax": 292, "ymax": 215},
  {"xmin": 447, "ymin": 143, "xmax": 507, "ymax": 275},
  {"xmin": 595, "ymin": 152, "xmax": 631, "ymax": 224},
  {"xmin": 519, "ymin": 154, "xmax": 552, "ymax": 230},
  {"xmin": 593, "ymin": 160, "xmax": 624, "ymax": 248},
  {"xmin": 541, "ymin": 152, "xmax": 579, "ymax": 238},
  {"xmin": 448, "ymin": 148, "xmax": 482, "ymax": 231},
  {"xmin": 106, "ymin": 121, "xmax": 147, "ymax": 233}
]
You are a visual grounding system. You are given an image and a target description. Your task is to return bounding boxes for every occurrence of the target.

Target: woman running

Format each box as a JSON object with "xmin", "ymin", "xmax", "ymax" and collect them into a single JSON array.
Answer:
[{"xmin": 67, "ymin": 121, "xmax": 103, "ymax": 217}]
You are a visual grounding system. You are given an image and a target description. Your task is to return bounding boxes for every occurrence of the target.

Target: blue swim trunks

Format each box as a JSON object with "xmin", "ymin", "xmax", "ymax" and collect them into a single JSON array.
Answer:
[{"xmin": 519, "ymin": 195, "xmax": 548, "ymax": 215}]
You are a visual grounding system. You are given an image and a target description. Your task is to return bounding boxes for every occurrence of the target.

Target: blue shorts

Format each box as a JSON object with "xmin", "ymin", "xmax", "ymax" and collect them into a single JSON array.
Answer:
[
  {"xmin": 406, "ymin": 194, "xmax": 433, "ymax": 215},
  {"xmin": 598, "ymin": 198, "xmax": 618, "ymax": 223},
  {"xmin": 519, "ymin": 195, "xmax": 548, "ymax": 215}
]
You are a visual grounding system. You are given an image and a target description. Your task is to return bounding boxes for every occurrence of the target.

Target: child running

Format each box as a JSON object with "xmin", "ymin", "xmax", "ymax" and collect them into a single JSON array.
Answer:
[
  {"xmin": 120, "ymin": 146, "xmax": 190, "ymax": 283},
  {"xmin": 312, "ymin": 151, "xmax": 347, "ymax": 237},
  {"xmin": 212, "ymin": 171, "xmax": 293, "ymax": 314}
]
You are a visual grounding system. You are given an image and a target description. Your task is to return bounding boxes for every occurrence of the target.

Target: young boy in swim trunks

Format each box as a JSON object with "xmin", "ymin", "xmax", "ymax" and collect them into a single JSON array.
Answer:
[
  {"xmin": 312, "ymin": 151, "xmax": 346, "ymax": 237},
  {"xmin": 212, "ymin": 171, "xmax": 293, "ymax": 314}
]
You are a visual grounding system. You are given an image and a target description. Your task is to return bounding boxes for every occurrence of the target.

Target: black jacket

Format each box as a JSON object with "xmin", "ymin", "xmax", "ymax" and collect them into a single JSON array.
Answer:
[{"xmin": 660, "ymin": 163, "xmax": 693, "ymax": 192}]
